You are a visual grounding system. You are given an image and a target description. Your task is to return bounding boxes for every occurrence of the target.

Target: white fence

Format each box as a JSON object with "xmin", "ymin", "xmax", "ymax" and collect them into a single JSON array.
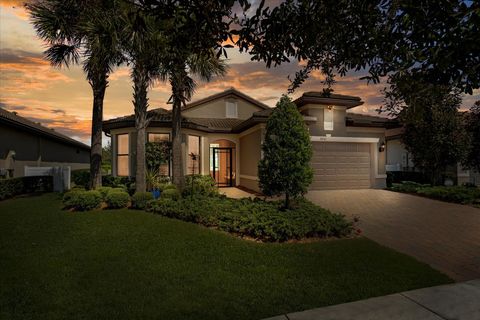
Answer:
[{"xmin": 24, "ymin": 166, "xmax": 71, "ymax": 192}]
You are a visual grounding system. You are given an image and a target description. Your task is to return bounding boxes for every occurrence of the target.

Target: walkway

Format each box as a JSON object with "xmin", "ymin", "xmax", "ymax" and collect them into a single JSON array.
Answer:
[{"xmin": 264, "ymin": 279, "xmax": 480, "ymax": 320}]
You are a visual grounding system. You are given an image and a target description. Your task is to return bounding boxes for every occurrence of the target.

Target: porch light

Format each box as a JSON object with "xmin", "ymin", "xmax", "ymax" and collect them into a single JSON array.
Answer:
[{"xmin": 379, "ymin": 141, "xmax": 385, "ymax": 152}]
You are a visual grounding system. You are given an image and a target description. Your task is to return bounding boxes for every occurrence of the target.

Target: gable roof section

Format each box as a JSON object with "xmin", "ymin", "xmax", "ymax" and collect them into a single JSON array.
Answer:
[
  {"xmin": 181, "ymin": 87, "xmax": 271, "ymax": 112},
  {"xmin": 0, "ymin": 108, "xmax": 90, "ymax": 150},
  {"xmin": 294, "ymin": 91, "xmax": 364, "ymax": 109},
  {"xmin": 346, "ymin": 112, "xmax": 400, "ymax": 128}
]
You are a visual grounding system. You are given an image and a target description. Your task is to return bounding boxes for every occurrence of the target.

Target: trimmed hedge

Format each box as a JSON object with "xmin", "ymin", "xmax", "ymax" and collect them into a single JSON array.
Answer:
[
  {"xmin": 146, "ymin": 196, "xmax": 353, "ymax": 242},
  {"xmin": 389, "ymin": 181, "xmax": 480, "ymax": 205},
  {"xmin": 63, "ymin": 190, "xmax": 102, "ymax": 211},
  {"xmin": 417, "ymin": 186, "xmax": 480, "ymax": 204},
  {"xmin": 131, "ymin": 192, "xmax": 154, "ymax": 210},
  {"xmin": 105, "ymin": 191, "xmax": 130, "ymax": 209},
  {"xmin": 0, "ymin": 176, "xmax": 53, "ymax": 201}
]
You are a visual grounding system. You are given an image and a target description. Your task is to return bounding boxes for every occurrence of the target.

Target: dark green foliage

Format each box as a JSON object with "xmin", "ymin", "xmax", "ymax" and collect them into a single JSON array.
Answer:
[
  {"xmin": 105, "ymin": 191, "xmax": 130, "ymax": 209},
  {"xmin": 389, "ymin": 182, "xmax": 480, "ymax": 205},
  {"xmin": 159, "ymin": 183, "xmax": 177, "ymax": 192},
  {"xmin": 258, "ymin": 95, "xmax": 313, "ymax": 208},
  {"xmin": 389, "ymin": 181, "xmax": 431, "ymax": 193},
  {"xmin": 383, "ymin": 77, "xmax": 467, "ymax": 185},
  {"xmin": 146, "ymin": 196, "xmax": 352, "ymax": 242},
  {"xmin": 237, "ymin": 1, "xmax": 479, "ymax": 95},
  {"xmin": 102, "ymin": 175, "xmax": 136, "ymax": 195},
  {"xmin": 131, "ymin": 192, "xmax": 154, "ymax": 210},
  {"xmin": 160, "ymin": 188, "xmax": 180, "ymax": 201},
  {"xmin": 0, "ymin": 176, "xmax": 53, "ymax": 201},
  {"xmin": 63, "ymin": 190, "xmax": 102, "ymax": 211},
  {"xmin": 145, "ymin": 142, "xmax": 171, "ymax": 171},
  {"xmin": 97, "ymin": 186, "xmax": 114, "ymax": 200},
  {"xmin": 0, "ymin": 194, "xmax": 451, "ymax": 320},
  {"xmin": 416, "ymin": 186, "xmax": 480, "ymax": 205},
  {"xmin": 71, "ymin": 169, "xmax": 90, "ymax": 189},
  {"xmin": 183, "ymin": 175, "xmax": 218, "ymax": 197}
]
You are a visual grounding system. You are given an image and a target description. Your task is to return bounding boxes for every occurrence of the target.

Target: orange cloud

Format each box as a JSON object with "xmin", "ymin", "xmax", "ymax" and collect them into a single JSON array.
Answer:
[
  {"xmin": 0, "ymin": 51, "xmax": 73, "ymax": 93},
  {"xmin": 0, "ymin": 0, "xmax": 30, "ymax": 20}
]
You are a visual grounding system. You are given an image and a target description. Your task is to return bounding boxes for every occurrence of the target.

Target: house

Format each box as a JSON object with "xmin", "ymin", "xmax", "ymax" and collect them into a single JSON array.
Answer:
[
  {"xmin": 103, "ymin": 88, "xmax": 399, "ymax": 191},
  {"xmin": 0, "ymin": 108, "xmax": 90, "ymax": 178},
  {"xmin": 386, "ymin": 126, "xmax": 479, "ymax": 186}
]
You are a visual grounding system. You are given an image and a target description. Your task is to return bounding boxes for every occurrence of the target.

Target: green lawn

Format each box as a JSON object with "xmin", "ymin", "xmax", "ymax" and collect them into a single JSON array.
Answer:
[{"xmin": 0, "ymin": 194, "xmax": 451, "ymax": 320}]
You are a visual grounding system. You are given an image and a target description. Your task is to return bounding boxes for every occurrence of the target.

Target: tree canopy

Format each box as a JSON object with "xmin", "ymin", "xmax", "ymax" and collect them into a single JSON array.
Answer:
[{"xmin": 236, "ymin": 0, "xmax": 480, "ymax": 95}]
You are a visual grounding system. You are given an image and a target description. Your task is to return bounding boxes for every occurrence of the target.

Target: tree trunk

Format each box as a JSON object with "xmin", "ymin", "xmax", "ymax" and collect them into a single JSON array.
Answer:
[
  {"xmin": 89, "ymin": 75, "xmax": 107, "ymax": 190},
  {"xmin": 170, "ymin": 66, "xmax": 186, "ymax": 190},
  {"xmin": 133, "ymin": 63, "xmax": 149, "ymax": 193}
]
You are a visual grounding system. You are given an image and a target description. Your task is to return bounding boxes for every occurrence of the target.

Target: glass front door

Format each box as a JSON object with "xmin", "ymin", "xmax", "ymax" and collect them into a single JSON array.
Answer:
[{"xmin": 211, "ymin": 147, "xmax": 234, "ymax": 187}]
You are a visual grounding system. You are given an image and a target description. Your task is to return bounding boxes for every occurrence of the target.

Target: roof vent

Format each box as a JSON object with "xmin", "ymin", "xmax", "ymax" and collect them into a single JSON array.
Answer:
[{"xmin": 12, "ymin": 111, "xmax": 17, "ymax": 115}]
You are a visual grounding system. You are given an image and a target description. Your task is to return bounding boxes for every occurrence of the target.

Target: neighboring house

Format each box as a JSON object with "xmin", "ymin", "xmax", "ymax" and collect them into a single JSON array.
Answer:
[
  {"xmin": 385, "ymin": 127, "xmax": 479, "ymax": 186},
  {"xmin": 0, "ymin": 108, "xmax": 90, "ymax": 178},
  {"xmin": 103, "ymin": 88, "xmax": 398, "ymax": 191}
]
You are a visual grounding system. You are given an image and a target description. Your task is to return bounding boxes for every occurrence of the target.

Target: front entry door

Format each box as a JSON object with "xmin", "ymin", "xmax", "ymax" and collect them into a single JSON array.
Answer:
[{"xmin": 211, "ymin": 147, "xmax": 234, "ymax": 187}]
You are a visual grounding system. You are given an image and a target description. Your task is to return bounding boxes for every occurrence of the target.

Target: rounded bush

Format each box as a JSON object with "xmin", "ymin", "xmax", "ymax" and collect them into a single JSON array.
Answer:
[
  {"xmin": 161, "ymin": 188, "xmax": 180, "ymax": 200},
  {"xmin": 131, "ymin": 192, "xmax": 154, "ymax": 210},
  {"xmin": 97, "ymin": 186, "xmax": 114, "ymax": 200},
  {"xmin": 63, "ymin": 190, "xmax": 102, "ymax": 211},
  {"xmin": 105, "ymin": 191, "xmax": 130, "ymax": 209}
]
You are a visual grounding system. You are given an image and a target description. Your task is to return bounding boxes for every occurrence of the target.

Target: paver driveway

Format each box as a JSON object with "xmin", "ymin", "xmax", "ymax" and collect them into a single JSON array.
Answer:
[{"xmin": 307, "ymin": 189, "xmax": 480, "ymax": 281}]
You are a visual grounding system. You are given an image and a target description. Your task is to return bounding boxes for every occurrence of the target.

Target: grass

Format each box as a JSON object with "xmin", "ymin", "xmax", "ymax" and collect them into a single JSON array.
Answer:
[{"xmin": 0, "ymin": 194, "xmax": 452, "ymax": 320}]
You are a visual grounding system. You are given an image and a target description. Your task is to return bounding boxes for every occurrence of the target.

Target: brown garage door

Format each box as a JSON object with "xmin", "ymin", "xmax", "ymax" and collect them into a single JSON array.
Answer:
[{"xmin": 310, "ymin": 142, "xmax": 371, "ymax": 190}]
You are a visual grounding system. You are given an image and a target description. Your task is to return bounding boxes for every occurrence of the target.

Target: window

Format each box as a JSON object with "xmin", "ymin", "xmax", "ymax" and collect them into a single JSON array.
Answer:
[
  {"xmin": 187, "ymin": 135, "xmax": 201, "ymax": 175},
  {"xmin": 148, "ymin": 133, "xmax": 169, "ymax": 143},
  {"xmin": 226, "ymin": 101, "xmax": 238, "ymax": 118},
  {"xmin": 324, "ymin": 107, "xmax": 334, "ymax": 131},
  {"xmin": 116, "ymin": 134, "xmax": 129, "ymax": 176},
  {"xmin": 210, "ymin": 143, "xmax": 220, "ymax": 171},
  {"xmin": 148, "ymin": 133, "xmax": 170, "ymax": 176}
]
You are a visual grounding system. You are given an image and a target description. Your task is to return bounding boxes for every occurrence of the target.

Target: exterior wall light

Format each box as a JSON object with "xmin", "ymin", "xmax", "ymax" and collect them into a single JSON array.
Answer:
[{"xmin": 379, "ymin": 141, "xmax": 386, "ymax": 152}]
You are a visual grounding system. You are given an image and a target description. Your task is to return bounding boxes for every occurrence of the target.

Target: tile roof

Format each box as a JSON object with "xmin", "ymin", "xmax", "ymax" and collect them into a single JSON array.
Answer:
[{"xmin": 0, "ymin": 108, "xmax": 90, "ymax": 150}]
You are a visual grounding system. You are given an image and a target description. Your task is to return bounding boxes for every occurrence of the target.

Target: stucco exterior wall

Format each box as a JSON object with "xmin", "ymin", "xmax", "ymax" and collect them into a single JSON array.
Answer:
[
  {"xmin": 301, "ymin": 104, "xmax": 348, "ymax": 136},
  {"xmin": 182, "ymin": 97, "xmax": 263, "ymax": 120}
]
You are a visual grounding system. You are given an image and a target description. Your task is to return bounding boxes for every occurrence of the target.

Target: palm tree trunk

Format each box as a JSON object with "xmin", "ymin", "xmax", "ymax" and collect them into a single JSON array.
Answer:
[
  {"xmin": 89, "ymin": 75, "xmax": 107, "ymax": 190},
  {"xmin": 171, "ymin": 66, "xmax": 186, "ymax": 190},
  {"xmin": 133, "ymin": 63, "xmax": 149, "ymax": 193}
]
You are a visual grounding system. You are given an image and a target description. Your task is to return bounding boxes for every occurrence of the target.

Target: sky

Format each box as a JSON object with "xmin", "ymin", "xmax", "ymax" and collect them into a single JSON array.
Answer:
[{"xmin": 1, "ymin": 1, "xmax": 479, "ymax": 145}]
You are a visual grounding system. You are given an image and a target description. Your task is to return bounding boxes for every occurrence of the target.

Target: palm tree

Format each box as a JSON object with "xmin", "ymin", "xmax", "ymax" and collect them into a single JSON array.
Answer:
[
  {"xmin": 165, "ymin": 53, "xmax": 226, "ymax": 189},
  {"xmin": 119, "ymin": 5, "xmax": 166, "ymax": 192},
  {"xmin": 27, "ymin": 0, "xmax": 122, "ymax": 189}
]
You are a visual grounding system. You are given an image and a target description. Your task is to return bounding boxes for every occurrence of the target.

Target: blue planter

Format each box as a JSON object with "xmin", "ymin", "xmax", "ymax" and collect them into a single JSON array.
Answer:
[{"xmin": 152, "ymin": 189, "xmax": 161, "ymax": 200}]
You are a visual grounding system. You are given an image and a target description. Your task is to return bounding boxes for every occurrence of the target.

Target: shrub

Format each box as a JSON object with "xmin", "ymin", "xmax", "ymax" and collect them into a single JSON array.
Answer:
[
  {"xmin": 159, "ymin": 183, "xmax": 177, "ymax": 191},
  {"xmin": 102, "ymin": 176, "xmax": 136, "ymax": 195},
  {"xmin": 131, "ymin": 192, "xmax": 154, "ymax": 210},
  {"xmin": 161, "ymin": 188, "xmax": 180, "ymax": 200},
  {"xmin": 97, "ymin": 186, "xmax": 114, "ymax": 200},
  {"xmin": 183, "ymin": 175, "xmax": 218, "ymax": 197},
  {"xmin": 0, "ymin": 176, "xmax": 53, "ymax": 201},
  {"xmin": 63, "ymin": 190, "xmax": 102, "ymax": 211},
  {"xmin": 389, "ymin": 181, "xmax": 430, "ymax": 193},
  {"xmin": 417, "ymin": 186, "xmax": 480, "ymax": 204},
  {"xmin": 71, "ymin": 169, "xmax": 90, "ymax": 188},
  {"xmin": 105, "ymin": 191, "xmax": 130, "ymax": 209},
  {"xmin": 146, "ymin": 196, "xmax": 353, "ymax": 242}
]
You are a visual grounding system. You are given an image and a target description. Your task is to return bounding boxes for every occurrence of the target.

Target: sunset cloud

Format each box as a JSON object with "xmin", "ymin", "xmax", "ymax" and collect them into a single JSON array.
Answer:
[{"xmin": 0, "ymin": 98, "xmax": 91, "ymax": 144}]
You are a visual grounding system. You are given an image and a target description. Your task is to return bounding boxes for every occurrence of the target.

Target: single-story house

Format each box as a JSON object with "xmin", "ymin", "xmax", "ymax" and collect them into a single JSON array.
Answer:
[
  {"xmin": 0, "ymin": 108, "xmax": 90, "ymax": 178},
  {"xmin": 103, "ymin": 88, "xmax": 402, "ymax": 191}
]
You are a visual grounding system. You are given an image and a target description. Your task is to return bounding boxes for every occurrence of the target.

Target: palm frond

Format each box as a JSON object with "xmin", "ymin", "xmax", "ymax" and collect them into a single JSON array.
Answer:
[
  {"xmin": 187, "ymin": 51, "xmax": 228, "ymax": 82},
  {"xmin": 44, "ymin": 43, "xmax": 81, "ymax": 68}
]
